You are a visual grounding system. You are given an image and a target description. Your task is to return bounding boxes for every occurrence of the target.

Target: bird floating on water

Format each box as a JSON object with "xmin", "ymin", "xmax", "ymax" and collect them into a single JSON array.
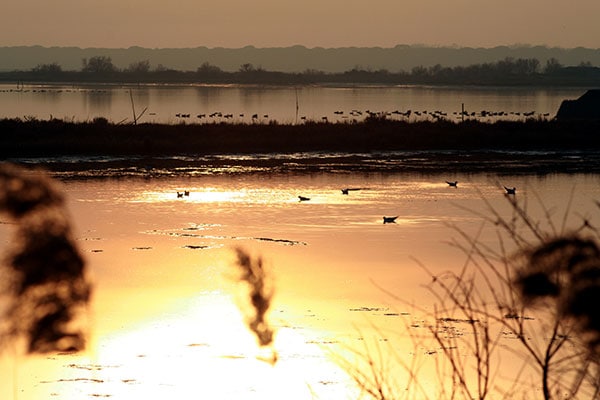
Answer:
[
  {"xmin": 383, "ymin": 216, "xmax": 398, "ymax": 224},
  {"xmin": 446, "ymin": 181, "xmax": 458, "ymax": 187},
  {"xmin": 184, "ymin": 190, "xmax": 190, "ymax": 196},
  {"xmin": 504, "ymin": 186, "xmax": 516, "ymax": 195},
  {"xmin": 341, "ymin": 188, "xmax": 362, "ymax": 195},
  {"xmin": 298, "ymin": 196, "xmax": 311, "ymax": 202},
  {"xmin": 177, "ymin": 192, "xmax": 184, "ymax": 198}
]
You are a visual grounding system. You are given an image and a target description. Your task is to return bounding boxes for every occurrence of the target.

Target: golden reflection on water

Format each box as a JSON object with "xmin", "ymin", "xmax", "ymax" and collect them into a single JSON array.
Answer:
[
  {"xmin": 2, "ymin": 172, "xmax": 600, "ymax": 399},
  {"xmin": 85, "ymin": 292, "xmax": 351, "ymax": 400}
]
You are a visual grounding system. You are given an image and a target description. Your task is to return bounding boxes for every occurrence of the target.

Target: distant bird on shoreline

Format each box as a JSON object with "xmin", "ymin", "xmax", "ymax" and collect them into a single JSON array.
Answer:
[
  {"xmin": 446, "ymin": 181, "xmax": 458, "ymax": 187},
  {"xmin": 504, "ymin": 186, "xmax": 516, "ymax": 195},
  {"xmin": 383, "ymin": 216, "xmax": 398, "ymax": 224},
  {"xmin": 298, "ymin": 196, "xmax": 311, "ymax": 202},
  {"xmin": 341, "ymin": 187, "xmax": 362, "ymax": 195}
]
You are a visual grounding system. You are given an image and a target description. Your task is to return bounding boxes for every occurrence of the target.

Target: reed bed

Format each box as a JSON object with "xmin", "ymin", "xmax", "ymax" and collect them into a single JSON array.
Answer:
[{"xmin": 2, "ymin": 117, "xmax": 600, "ymax": 159}]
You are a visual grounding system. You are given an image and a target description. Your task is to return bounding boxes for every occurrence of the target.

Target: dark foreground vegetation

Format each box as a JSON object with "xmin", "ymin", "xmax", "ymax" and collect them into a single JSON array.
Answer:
[
  {"xmin": 2, "ymin": 56, "xmax": 600, "ymax": 86},
  {"xmin": 2, "ymin": 116, "xmax": 600, "ymax": 158}
]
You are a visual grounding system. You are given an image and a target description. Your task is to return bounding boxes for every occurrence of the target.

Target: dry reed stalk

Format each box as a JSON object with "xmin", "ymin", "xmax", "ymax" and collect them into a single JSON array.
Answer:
[{"xmin": 232, "ymin": 247, "xmax": 277, "ymax": 364}]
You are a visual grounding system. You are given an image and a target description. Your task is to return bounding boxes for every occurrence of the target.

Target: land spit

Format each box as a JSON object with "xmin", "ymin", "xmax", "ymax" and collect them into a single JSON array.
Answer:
[{"xmin": 2, "ymin": 117, "xmax": 600, "ymax": 175}]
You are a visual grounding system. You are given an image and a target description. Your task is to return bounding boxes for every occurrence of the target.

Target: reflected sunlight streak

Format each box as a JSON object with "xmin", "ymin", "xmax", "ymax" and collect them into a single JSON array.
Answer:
[{"xmin": 76, "ymin": 292, "xmax": 358, "ymax": 399}]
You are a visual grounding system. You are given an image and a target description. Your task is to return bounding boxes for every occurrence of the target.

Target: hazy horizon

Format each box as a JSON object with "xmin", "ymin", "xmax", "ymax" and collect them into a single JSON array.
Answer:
[
  {"xmin": 3, "ymin": 0, "xmax": 600, "ymax": 49},
  {"xmin": 3, "ymin": 43, "xmax": 600, "ymax": 51}
]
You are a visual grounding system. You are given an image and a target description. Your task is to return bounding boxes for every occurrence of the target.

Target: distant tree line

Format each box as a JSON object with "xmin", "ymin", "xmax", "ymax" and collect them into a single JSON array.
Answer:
[{"xmin": 2, "ymin": 55, "xmax": 600, "ymax": 86}]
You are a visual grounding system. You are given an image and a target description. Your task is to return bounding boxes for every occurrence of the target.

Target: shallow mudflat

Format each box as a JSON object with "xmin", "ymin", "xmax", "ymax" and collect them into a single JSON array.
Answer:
[
  {"xmin": 9, "ymin": 150, "xmax": 600, "ymax": 179},
  {"xmin": 3, "ymin": 117, "xmax": 600, "ymax": 176}
]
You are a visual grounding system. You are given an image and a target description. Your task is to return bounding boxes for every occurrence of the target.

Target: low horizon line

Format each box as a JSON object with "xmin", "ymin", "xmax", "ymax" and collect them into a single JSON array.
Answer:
[{"xmin": 2, "ymin": 43, "xmax": 600, "ymax": 51}]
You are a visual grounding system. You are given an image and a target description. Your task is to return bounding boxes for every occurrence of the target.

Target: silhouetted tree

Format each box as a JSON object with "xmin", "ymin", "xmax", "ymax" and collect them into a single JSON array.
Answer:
[
  {"xmin": 197, "ymin": 62, "xmax": 222, "ymax": 75},
  {"xmin": 154, "ymin": 64, "xmax": 169, "ymax": 72},
  {"xmin": 81, "ymin": 56, "xmax": 117, "ymax": 74},
  {"xmin": 32, "ymin": 63, "xmax": 63, "ymax": 74},
  {"xmin": 239, "ymin": 63, "xmax": 255, "ymax": 73},
  {"xmin": 545, "ymin": 57, "xmax": 563, "ymax": 74},
  {"xmin": 125, "ymin": 60, "xmax": 151, "ymax": 74},
  {"xmin": 411, "ymin": 65, "xmax": 428, "ymax": 78}
]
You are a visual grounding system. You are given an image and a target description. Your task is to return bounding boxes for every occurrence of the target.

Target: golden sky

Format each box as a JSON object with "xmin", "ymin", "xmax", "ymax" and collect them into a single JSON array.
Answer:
[{"xmin": 3, "ymin": 0, "xmax": 600, "ymax": 48}]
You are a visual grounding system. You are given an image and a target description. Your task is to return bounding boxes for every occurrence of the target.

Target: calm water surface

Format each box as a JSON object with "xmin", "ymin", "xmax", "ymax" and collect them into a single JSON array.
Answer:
[
  {"xmin": 0, "ymin": 83, "xmax": 586, "ymax": 124},
  {"xmin": 1, "ymin": 171, "xmax": 600, "ymax": 399}
]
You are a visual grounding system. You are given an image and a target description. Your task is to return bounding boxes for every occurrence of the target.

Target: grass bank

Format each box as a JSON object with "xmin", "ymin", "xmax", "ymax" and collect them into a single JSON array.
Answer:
[{"xmin": 2, "ymin": 117, "xmax": 600, "ymax": 159}]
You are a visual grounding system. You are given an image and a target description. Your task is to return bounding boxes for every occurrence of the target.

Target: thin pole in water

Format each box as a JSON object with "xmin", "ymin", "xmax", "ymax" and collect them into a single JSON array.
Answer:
[
  {"xmin": 295, "ymin": 87, "xmax": 299, "ymax": 124},
  {"xmin": 130, "ymin": 90, "xmax": 137, "ymax": 125}
]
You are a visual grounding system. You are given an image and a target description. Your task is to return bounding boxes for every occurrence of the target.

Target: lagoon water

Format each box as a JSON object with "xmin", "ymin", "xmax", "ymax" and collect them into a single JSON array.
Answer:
[
  {"xmin": 0, "ymin": 83, "xmax": 586, "ymax": 124},
  {"xmin": 0, "ymin": 80, "xmax": 597, "ymax": 398},
  {"xmin": 1, "ymin": 169, "xmax": 600, "ymax": 399}
]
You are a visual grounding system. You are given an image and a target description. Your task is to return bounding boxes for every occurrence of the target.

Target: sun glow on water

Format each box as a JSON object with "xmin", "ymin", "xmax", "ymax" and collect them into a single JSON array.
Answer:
[
  {"xmin": 27, "ymin": 292, "xmax": 359, "ymax": 400},
  {"xmin": 133, "ymin": 188, "xmax": 246, "ymax": 204},
  {"xmin": 130, "ymin": 186, "xmax": 376, "ymax": 207},
  {"xmin": 8, "ymin": 174, "xmax": 597, "ymax": 399}
]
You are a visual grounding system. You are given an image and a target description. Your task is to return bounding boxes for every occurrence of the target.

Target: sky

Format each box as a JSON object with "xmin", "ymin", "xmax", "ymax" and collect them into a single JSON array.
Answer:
[{"xmin": 3, "ymin": 0, "xmax": 600, "ymax": 49}]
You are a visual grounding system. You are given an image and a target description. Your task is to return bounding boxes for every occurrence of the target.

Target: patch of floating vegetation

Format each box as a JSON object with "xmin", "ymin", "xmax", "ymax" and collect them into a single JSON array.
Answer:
[
  {"xmin": 182, "ymin": 223, "xmax": 220, "ymax": 230},
  {"xmin": 254, "ymin": 237, "xmax": 307, "ymax": 246},
  {"xmin": 438, "ymin": 317, "xmax": 480, "ymax": 324},
  {"xmin": 40, "ymin": 378, "xmax": 105, "ymax": 384},
  {"xmin": 348, "ymin": 306, "xmax": 389, "ymax": 312},
  {"xmin": 144, "ymin": 227, "xmax": 307, "ymax": 246},
  {"xmin": 182, "ymin": 245, "xmax": 210, "ymax": 250},
  {"xmin": 65, "ymin": 363, "xmax": 120, "ymax": 371}
]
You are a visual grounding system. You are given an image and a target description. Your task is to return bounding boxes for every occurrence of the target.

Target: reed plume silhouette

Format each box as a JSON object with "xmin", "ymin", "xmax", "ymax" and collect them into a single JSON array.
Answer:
[
  {"xmin": 0, "ymin": 163, "xmax": 91, "ymax": 354},
  {"xmin": 517, "ymin": 235, "xmax": 600, "ymax": 357},
  {"xmin": 232, "ymin": 247, "xmax": 277, "ymax": 364}
]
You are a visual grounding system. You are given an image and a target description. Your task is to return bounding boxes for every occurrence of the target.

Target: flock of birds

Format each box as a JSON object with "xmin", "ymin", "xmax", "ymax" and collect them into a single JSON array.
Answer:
[
  {"xmin": 300, "ymin": 182, "xmax": 517, "ymax": 224},
  {"xmin": 2, "ymin": 87, "xmax": 553, "ymax": 122},
  {"xmin": 175, "ymin": 112, "xmax": 270, "ymax": 120},
  {"xmin": 176, "ymin": 181, "xmax": 518, "ymax": 226},
  {"xmin": 1, "ymin": 88, "xmax": 111, "ymax": 94},
  {"xmin": 172, "ymin": 108, "xmax": 552, "ymax": 123},
  {"xmin": 445, "ymin": 180, "xmax": 516, "ymax": 194}
]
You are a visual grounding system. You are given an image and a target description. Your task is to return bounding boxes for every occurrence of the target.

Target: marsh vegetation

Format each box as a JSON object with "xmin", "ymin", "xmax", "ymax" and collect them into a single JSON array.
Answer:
[{"xmin": 2, "ymin": 117, "xmax": 600, "ymax": 159}]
